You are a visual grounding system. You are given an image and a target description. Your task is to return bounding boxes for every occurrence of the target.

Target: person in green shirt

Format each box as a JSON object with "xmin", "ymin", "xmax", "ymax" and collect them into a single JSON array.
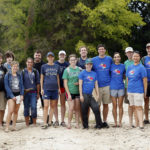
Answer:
[
  {"xmin": 124, "ymin": 47, "xmax": 135, "ymax": 127},
  {"xmin": 63, "ymin": 54, "xmax": 82, "ymax": 129}
]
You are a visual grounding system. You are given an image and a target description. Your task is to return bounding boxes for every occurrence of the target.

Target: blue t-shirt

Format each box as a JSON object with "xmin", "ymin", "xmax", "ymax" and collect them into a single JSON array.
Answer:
[
  {"xmin": 55, "ymin": 61, "xmax": 69, "ymax": 88},
  {"xmin": 77, "ymin": 57, "xmax": 88, "ymax": 69},
  {"xmin": 110, "ymin": 63, "xmax": 125, "ymax": 90},
  {"xmin": 41, "ymin": 64, "xmax": 60, "ymax": 91},
  {"xmin": 142, "ymin": 56, "xmax": 150, "ymax": 82},
  {"xmin": 92, "ymin": 56, "xmax": 112, "ymax": 87},
  {"xmin": 78, "ymin": 70, "xmax": 97, "ymax": 94},
  {"xmin": 22, "ymin": 68, "xmax": 40, "ymax": 90},
  {"xmin": 126, "ymin": 64, "xmax": 147, "ymax": 93}
]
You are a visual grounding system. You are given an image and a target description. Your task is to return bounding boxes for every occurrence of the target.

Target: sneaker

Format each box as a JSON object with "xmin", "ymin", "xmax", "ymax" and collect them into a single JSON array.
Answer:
[
  {"xmin": 53, "ymin": 121, "xmax": 59, "ymax": 128},
  {"xmin": 102, "ymin": 122, "xmax": 109, "ymax": 128},
  {"xmin": 144, "ymin": 120, "xmax": 149, "ymax": 124},
  {"xmin": 60, "ymin": 122, "xmax": 66, "ymax": 127},
  {"xmin": 94, "ymin": 125, "xmax": 103, "ymax": 129}
]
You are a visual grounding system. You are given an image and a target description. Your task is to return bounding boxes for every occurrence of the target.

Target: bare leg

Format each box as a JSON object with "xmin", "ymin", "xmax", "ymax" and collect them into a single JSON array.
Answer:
[
  {"xmin": 60, "ymin": 94, "xmax": 66, "ymax": 123},
  {"xmin": 103, "ymin": 104, "xmax": 109, "ymax": 122},
  {"xmin": 0, "ymin": 110, "xmax": 5, "ymax": 127},
  {"xmin": 128, "ymin": 105, "xmax": 133, "ymax": 127},
  {"xmin": 112, "ymin": 97, "xmax": 117, "ymax": 126},
  {"xmin": 49, "ymin": 100, "xmax": 57, "ymax": 124},
  {"xmin": 25, "ymin": 116, "xmax": 29, "ymax": 127},
  {"xmin": 43, "ymin": 100, "xmax": 49, "ymax": 125},
  {"xmin": 144, "ymin": 97, "xmax": 149, "ymax": 121},
  {"xmin": 32, "ymin": 118, "xmax": 36, "ymax": 125},
  {"xmin": 67, "ymin": 100, "xmax": 74, "ymax": 129},
  {"xmin": 118, "ymin": 96, "xmax": 124, "ymax": 127},
  {"xmin": 74, "ymin": 98, "xmax": 80, "ymax": 128},
  {"xmin": 136, "ymin": 106, "xmax": 144, "ymax": 128},
  {"xmin": 54, "ymin": 100, "xmax": 59, "ymax": 122},
  {"xmin": 134, "ymin": 106, "xmax": 139, "ymax": 127}
]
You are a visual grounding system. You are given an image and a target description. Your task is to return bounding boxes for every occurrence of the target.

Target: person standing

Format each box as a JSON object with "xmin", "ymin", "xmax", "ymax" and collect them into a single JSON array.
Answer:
[
  {"xmin": 4, "ymin": 61, "xmax": 24, "ymax": 132},
  {"xmin": 0, "ymin": 53, "xmax": 7, "ymax": 129},
  {"xmin": 141, "ymin": 43, "xmax": 150, "ymax": 124},
  {"xmin": 126, "ymin": 51, "xmax": 147, "ymax": 129},
  {"xmin": 22, "ymin": 58, "xmax": 40, "ymax": 127},
  {"xmin": 110, "ymin": 52, "xmax": 125, "ymax": 127},
  {"xmin": 92, "ymin": 44, "xmax": 112, "ymax": 128},
  {"xmin": 79, "ymin": 59, "xmax": 103, "ymax": 129},
  {"xmin": 41, "ymin": 52, "xmax": 60, "ymax": 129},
  {"xmin": 54, "ymin": 50, "xmax": 69, "ymax": 127}
]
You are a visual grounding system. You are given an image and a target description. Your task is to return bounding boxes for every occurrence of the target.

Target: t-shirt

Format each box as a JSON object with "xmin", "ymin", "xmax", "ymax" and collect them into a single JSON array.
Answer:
[
  {"xmin": 142, "ymin": 56, "xmax": 150, "ymax": 82},
  {"xmin": 55, "ymin": 61, "xmax": 69, "ymax": 88},
  {"xmin": 0, "ymin": 65, "xmax": 7, "ymax": 91},
  {"xmin": 124, "ymin": 59, "xmax": 134, "ymax": 88},
  {"xmin": 33, "ymin": 61, "xmax": 45, "ymax": 74},
  {"xmin": 11, "ymin": 76, "xmax": 20, "ymax": 93},
  {"xmin": 41, "ymin": 64, "xmax": 60, "ymax": 91},
  {"xmin": 110, "ymin": 63, "xmax": 125, "ymax": 90},
  {"xmin": 63, "ymin": 66, "xmax": 82, "ymax": 94},
  {"xmin": 92, "ymin": 56, "xmax": 112, "ymax": 87},
  {"xmin": 126, "ymin": 64, "xmax": 147, "ymax": 93},
  {"xmin": 78, "ymin": 70, "xmax": 97, "ymax": 94},
  {"xmin": 77, "ymin": 57, "xmax": 88, "ymax": 69},
  {"xmin": 22, "ymin": 68, "xmax": 40, "ymax": 90}
]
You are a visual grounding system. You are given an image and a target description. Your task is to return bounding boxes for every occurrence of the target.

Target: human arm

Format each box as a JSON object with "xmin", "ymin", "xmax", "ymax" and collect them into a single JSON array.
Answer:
[
  {"xmin": 79, "ymin": 79, "xmax": 84, "ymax": 102},
  {"xmin": 143, "ymin": 77, "xmax": 147, "ymax": 98}
]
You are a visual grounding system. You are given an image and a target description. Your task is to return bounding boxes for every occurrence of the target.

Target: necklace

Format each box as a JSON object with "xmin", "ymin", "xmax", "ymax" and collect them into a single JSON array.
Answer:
[{"xmin": 28, "ymin": 71, "xmax": 34, "ymax": 84}]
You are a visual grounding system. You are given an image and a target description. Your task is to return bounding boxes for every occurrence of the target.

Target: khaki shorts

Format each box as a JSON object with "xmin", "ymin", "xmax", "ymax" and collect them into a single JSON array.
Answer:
[
  {"xmin": 128, "ymin": 93, "xmax": 144, "ymax": 106},
  {"xmin": 98, "ymin": 86, "xmax": 111, "ymax": 105},
  {"xmin": 0, "ymin": 92, "xmax": 7, "ymax": 110}
]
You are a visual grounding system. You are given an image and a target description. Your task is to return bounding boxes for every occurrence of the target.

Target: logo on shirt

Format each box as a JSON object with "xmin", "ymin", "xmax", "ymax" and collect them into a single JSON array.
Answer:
[
  {"xmin": 114, "ymin": 69, "xmax": 120, "ymax": 75},
  {"xmin": 129, "ymin": 70, "xmax": 135, "ymax": 75},
  {"xmin": 87, "ymin": 76, "xmax": 94, "ymax": 81},
  {"xmin": 100, "ymin": 63, "xmax": 106, "ymax": 69},
  {"xmin": 146, "ymin": 61, "xmax": 150, "ymax": 67}
]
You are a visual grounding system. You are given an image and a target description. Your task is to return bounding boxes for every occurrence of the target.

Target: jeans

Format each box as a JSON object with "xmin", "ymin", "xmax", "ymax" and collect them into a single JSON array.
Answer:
[
  {"xmin": 24, "ymin": 92, "xmax": 37, "ymax": 118},
  {"xmin": 81, "ymin": 94, "xmax": 103, "ymax": 128}
]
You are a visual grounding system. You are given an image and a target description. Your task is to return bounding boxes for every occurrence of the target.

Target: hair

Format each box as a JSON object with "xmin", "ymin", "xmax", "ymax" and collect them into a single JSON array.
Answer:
[
  {"xmin": 26, "ymin": 57, "xmax": 33, "ymax": 62},
  {"xmin": 68, "ymin": 54, "xmax": 77, "ymax": 61},
  {"xmin": 79, "ymin": 46, "xmax": 88, "ymax": 52},
  {"xmin": 11, "ymin": 61, "xmax": 19, "ymax": 67},
  {"xmin": 34, "ymin": 50, "xmax": 42, "ymax": 54},
  {"xmin": 5, "ymin": 51, "xmax": 15, "ymax": 60},
  {"xmin": 97, "ymin": 44, "xmax": 106, "ymax": 50},
  {"xmin": 133, "ymin": 51, "xmax": 140, "ymax": 56},
  {"xmin": 113, "ymin": 52, "xmax": 120, "ymax": 57},
  {"xmin": 0, "ymin": 53, "xmax": 3, "ymax": 58}
]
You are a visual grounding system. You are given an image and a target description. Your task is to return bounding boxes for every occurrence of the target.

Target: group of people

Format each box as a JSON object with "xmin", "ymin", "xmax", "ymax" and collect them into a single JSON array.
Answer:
[{"xmin": 0, "ymin": 43, "xmax": 150, "ymax": 132}]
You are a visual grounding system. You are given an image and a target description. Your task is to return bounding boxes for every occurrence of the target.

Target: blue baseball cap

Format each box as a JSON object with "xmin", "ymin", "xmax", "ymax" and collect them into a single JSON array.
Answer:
[
  {"xmin": 85, "ymin": 58, "xmax": 93, "ymax": 64},
  {"xmin": 47, "ymin": 52, "xmax": 54, "ymax": 57}
]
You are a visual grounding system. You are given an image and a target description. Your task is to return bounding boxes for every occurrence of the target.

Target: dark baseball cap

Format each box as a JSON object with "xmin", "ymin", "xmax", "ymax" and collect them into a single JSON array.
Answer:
[{"xmin": 47, "ymin": 52, "xmax": 54, "ymax": 57}]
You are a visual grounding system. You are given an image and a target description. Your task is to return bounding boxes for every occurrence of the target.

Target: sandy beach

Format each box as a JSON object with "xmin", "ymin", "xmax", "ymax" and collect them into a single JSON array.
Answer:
[{"xmin": 0, "ymin": 100, "xmax": 150, "ymax": 150}]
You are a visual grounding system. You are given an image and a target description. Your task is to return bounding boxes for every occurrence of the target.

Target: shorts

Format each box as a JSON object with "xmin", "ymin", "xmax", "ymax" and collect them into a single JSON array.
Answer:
[
  {"xmin": 124, "ymin": 88, "xmax": 129, "ymax": 104},
  {"xmin": 60, "ymin": 88, "xmax": 65, "ymax": 94},
  {"xmin": 0, "ymin": 91, "xmax": 7, "ymax": 110},
  {"xmin": 66, "ymin": 93, "xmax": 79, "ymax": 100},
  {"xmin": 110, "ymin": 89, "xmax": 125, "ymax": 97},
  {"xmin": 146, "ymin": 82, "xmax": 150, "ymax": 97},
  {"xmin": 128, "ymin": 93, "xmax": 144, "ymax": 106},
  {"xmin": 7, "ymin": 92, "xmax": 20, "ymax": 100},
  {"xmin": 43, "ymin": 90, "xmax": 58, "ymax": 100},
  {"xmin": 98, "ymin": 86, "xmax": 111, "ymax": 105}
]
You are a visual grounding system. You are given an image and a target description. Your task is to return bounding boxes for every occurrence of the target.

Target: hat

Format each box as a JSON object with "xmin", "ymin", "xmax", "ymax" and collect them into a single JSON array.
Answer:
[
  {"xmin": 47, "ymin": 52, "xmax": 54, "ymax": 57},
  {"xmin": 146, "ymin": 43, "xmax": 150, "ymax": 48},
  {"xmin": 85, "ymin": 59, "xmax": 93, "ymax": 64},
  {"xmin": 125, "ymin": 47, "xmax": 133, "ymax": 53},
  {"xmin": 59, "ymin": 50, "xmax": 66, "ymax": 55}
]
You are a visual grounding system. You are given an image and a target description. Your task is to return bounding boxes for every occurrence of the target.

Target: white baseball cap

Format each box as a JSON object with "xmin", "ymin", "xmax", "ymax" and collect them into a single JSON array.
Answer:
[
  {"xmin": 59, "ymin": 50, "xmax": 66, "ymax": 55},
  {"xmin": 146, "ymin": 43, "xmax": 150, "ymax": 48},
  {"xmin": 125, "ymin": 47, "xmax": 133, "ymax": 53}
]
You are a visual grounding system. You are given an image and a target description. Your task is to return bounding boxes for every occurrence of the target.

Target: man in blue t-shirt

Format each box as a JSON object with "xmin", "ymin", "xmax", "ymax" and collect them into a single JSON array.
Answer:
[
  {"xmin": 92, "ymin": 44, "xmax": 112, "ymax": 128},
  {"xmin": 141, "ymin": 43, "xmax": 150, "ymax": 124},
  {"xmin": 79, "ymin": 59, "xmax": 103, "ymax": 129}
]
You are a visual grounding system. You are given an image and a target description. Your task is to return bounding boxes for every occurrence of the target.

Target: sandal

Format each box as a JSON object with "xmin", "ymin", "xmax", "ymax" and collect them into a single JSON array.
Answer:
[
  {"xmin": 41, "ymin": 124, "xmax": 48, "ymax": 129},
  {"xmin": 60, "ymin": 122, "xmax": 66, "ymax": 127},
  {"xmin": 48, "ymin": 121, "xmax": 53, "ymax": 127},
  {"xmin": 53, "ymin": 121, "xmax": 59, "ymax": 128}
]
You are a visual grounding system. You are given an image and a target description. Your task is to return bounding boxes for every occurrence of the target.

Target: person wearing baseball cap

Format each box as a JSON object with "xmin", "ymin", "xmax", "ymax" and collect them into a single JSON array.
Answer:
[
  {"xmin": 41, "ymin": 51, "xmax": 61, "ymax": 129},
  {"xmin": 124, "ymin": 46, "xmax": 134, "ymax": 127},
  {"xmin": 141, "ymin": 43, "xmax": 150, "ymax": 124},
  {"xmin": 54, "ymin": 50, "xmax": 69, "ymax": 127},
  {"xmin": 79, "ymin": 58, "xmax": 103, "ymax": 129}
]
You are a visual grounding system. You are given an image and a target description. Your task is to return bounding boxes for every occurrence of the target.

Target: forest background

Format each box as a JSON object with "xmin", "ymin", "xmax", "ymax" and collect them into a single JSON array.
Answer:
[{"xmin": 0, "ymin": 0, "xmax": 150, "ymax": 67}]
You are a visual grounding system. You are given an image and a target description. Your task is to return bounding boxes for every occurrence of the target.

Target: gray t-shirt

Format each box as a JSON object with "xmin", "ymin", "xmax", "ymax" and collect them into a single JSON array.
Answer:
[{"xmin": 11, "ymin": 76, "xmax": 20, "ymax": 93}]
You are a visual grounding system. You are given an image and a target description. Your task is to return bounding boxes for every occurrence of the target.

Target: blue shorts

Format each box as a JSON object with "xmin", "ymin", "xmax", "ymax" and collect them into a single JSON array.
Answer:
[
  {"xmin": 110, "ymin": 89, "xmax": 125, "ymax": 98},
  {"xmin": 43, "ymin": 90, "xmax": 58, "ymax": 100}
]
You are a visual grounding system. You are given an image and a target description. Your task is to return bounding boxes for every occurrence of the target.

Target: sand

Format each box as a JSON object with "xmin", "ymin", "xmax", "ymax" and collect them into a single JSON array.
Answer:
[{"xmin": 0, "ymin": 101, "xmax": 150, "ymax": 150}]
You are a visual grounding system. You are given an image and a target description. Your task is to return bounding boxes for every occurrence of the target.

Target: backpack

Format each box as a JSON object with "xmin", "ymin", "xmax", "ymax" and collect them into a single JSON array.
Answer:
[{"xmin": 141, "ymin": 56, "xmax": 146, "ymax": 65}]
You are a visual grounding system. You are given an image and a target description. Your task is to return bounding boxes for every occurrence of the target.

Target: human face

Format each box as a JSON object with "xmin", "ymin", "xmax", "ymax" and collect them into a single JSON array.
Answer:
[
  {"xmin": 47, "ymin": 55, "xmax": 54, "ymax": 63},
  {"xmin": 98, "ymin": 47, "xmax": 106, "ymax": 57},
  {"xmin": 0, "ymin": 57, "xmax": 2, "ymax": 64},
  {"xmin": 113, "ymin": 54, "xmax": 121, "ymax": 64},
  {"xmin": 6, "ymin": 57, "xmax": 13, "ymax": 64},
  {"xmin": 80, "ymin": 47, "xmax": 87, "ymax": 58},
  {"xmin": 59, "ymin": 53, "xmax": 66, "ymax": 61},
  {"xmin": 34, "ymin": 52, "xmax": 42, "ymax": 62},
  {"xmin": 146, "ymin": 46, "xmax": 150, "ymax": 56},
  {"xmin": 12, "ymin": 64, "xmax": 19, "ymax": 73},
  {"xmin": 26, "ymin": 59, "xmax": 33, "ymax": 69},
  {"xmin": 126, "ymin": 51, "xmax": 133, "ymax": 60},
  {"xmin": 69, "ymin": 57, "xmax": 77, "ymax": 67},
  {"xmin": 85, "ymin": 63, "xmax": 92, "ymax": 71},
  {"xmin": 132, "ymin": 53, "xmax": 140, "ymax": 64}
]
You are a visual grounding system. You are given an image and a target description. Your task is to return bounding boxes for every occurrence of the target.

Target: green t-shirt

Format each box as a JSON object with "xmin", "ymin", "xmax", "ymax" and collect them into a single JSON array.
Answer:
[
  {"xmin": 124, "ymin": 59, "xmax": 134, "ymax": 88},
  {"xmin": 62, "ymin": 66, "xmax": 82, "ymax": 94}
]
